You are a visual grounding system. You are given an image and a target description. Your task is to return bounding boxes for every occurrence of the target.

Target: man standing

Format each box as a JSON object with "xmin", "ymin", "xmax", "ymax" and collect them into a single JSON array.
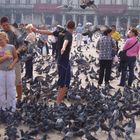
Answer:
[
  {"xmin": 32, "ymin": 20, "xmax": 75, "ymax": 104},
  {"xmin": 0, "ymin": 17, "xmax": 22, "ymax": 100},
  {"xmin": 57, "ymin": 21, "xmax": 75, "ymax": 104}
]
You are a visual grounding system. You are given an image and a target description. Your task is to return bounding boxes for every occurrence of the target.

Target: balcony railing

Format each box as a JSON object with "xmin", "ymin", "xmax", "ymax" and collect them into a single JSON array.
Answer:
[
  {"xmin": 0, "ymin": 4, "xmax": 33, "ymax": 9},
  {"xmin": 0, "ymin": 3, "xmax": 140, "ymax": 12},
  {"xmin": 128, "ymin": 5, "xmax": 140, "ymax": 10}
]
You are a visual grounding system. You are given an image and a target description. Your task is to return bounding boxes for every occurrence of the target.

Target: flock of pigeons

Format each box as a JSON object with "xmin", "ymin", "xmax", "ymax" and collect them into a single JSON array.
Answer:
[{"xmin": 0, "ymin": 35, "xmax": 140, "ymax": 140}]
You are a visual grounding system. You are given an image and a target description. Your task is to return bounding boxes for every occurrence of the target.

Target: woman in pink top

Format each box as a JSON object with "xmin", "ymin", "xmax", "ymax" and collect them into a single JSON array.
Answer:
[{"xmin": 119, "ymin": 28, "xmax": 140, "ymax": 87}]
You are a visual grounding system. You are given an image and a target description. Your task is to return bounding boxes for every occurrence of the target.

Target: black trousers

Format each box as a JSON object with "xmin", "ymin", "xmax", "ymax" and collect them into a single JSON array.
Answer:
[
  {"xmin": 45, "ymin": 43, "xmax": 49, "ymax": 54},
  {"xmin": 116, "ymin": 41, "xmax": 119, "ymax": 52},
  {"xmin": 40, "ymin": 43, "xmax": 49, "ymax": 55},
  {"xmin": 98, "ymin": 60, "xmax": 113, "ymax": 85},
  {"xmin": 52, "ymin": 42, "xmax": 57, "ymax": 56},
  {"xmin": 25, "ymin": 58, "xmax": 33, "ymax": 78}
]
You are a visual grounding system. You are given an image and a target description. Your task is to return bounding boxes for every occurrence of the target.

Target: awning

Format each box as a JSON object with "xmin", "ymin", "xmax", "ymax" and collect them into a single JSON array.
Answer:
[
  {"xmin": 33, "ymin": 4, "xmax": 62, "ymax": 13},
  {"xmin": 97, "ymin": 4, "xmax": 128, "ymax": 14}
]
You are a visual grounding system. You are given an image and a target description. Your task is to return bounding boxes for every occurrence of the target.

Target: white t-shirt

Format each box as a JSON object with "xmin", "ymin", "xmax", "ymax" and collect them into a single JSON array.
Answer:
[{"xmin": 25, "ymin": 32, "xmax": 36, "ymax": 43}]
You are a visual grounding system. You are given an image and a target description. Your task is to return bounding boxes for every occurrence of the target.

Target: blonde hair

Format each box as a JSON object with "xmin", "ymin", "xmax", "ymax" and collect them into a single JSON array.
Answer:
[
  {"xmin": 0, "ymin": 32, "xmax": 9, "ymax": 42},
  {"xmin": 25, "ymin": 24, "xmax": 33, "ymax": 30}
]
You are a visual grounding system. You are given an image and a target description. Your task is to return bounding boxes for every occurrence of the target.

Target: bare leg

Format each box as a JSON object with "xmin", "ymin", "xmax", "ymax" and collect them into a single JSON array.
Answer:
[
  {"xmin": 56, "ymin": 86, "xmax": 68, "ymax": 104},
  {"xmin": 16, "ymin": 85, "xmax": 22, "ymax": 100}
]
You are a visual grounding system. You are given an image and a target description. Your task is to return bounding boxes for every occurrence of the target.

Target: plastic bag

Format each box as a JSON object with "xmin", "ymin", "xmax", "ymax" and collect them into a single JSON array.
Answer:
[
  {"xmin": 113, "ymin": 55, "xmax": 119, "ymax": 63},
  {"xmin": 42, "ymin": 46, "xmax": 47, "ymax": 57}
]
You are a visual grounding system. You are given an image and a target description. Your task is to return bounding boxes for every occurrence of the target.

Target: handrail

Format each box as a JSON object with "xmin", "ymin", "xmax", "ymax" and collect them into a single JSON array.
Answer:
[
  {"xmin": 0, "ymin": 4, "xmax": 33, "ymax": 9},
  {"xmin": 0, "ymin": 3, "xmax": 140, "ymax": 10}
]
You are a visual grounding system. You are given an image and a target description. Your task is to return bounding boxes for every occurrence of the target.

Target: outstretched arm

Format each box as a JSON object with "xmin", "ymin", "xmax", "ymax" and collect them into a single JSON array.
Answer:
[{"xmin": 31, "ymin": 27, "xmax": 53, "ymax": 35}]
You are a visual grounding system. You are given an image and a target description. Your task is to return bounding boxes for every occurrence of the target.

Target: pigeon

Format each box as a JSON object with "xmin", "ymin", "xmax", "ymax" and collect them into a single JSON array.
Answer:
[
  {"xmin": 85, "ymin": 131, "xmax": 98, "ymax": 140},
  {"xmin": 107, "ymin": 131, "xmax": 114, "ymax": 140}
]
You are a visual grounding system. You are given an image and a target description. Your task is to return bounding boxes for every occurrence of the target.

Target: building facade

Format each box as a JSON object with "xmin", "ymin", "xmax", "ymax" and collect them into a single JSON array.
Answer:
[{"xmin": 0, "ymin": 0, "xmax": 140, "ymax": 29}]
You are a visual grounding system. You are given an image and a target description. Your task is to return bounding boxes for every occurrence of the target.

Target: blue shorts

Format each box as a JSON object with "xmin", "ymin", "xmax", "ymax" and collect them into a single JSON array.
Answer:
[{"xmin": 57, "ymin": 62, "xmax": 71, "ymax": 88}]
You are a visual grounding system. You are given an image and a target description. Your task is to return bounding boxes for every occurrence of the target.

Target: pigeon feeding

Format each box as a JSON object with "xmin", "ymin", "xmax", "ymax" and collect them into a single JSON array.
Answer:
[{"xmin": 0, "ymin": 28, "xmax": 140, "ymax": 140}]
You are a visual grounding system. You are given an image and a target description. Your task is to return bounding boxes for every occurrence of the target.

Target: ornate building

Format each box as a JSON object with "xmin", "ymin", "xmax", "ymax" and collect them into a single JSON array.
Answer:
[{"xmin": 0, "ymin": 0, "xmax": 140, "ymax": 29}]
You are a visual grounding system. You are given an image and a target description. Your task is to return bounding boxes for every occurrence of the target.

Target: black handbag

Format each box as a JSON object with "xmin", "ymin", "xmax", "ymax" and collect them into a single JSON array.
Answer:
[
  {"xmin": 118, "ymin": 50, "xmax": 127, "ymax": 61},
  {"xmin": 119, "ymin": 40, "xmax": 138, "ymax": 61},
  {"xmin": 111, "ymin": 38, "xmax": 116, "ymax": 57},
  {"xmin": 112, "ymin": 49, "xmax": 116, "ymax": 57}
]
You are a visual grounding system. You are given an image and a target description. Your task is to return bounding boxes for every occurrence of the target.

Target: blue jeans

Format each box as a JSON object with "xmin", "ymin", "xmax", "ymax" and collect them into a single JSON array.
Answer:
[{"xmin": 120, "ymin": 56, "xmax": 136, "ymax": 86}]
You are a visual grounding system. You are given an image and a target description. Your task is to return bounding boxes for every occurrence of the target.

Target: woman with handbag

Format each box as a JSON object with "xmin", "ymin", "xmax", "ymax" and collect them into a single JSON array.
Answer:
[{"xmin": 118, "ymin": 28, "xmax": 140, "ymax": 87}]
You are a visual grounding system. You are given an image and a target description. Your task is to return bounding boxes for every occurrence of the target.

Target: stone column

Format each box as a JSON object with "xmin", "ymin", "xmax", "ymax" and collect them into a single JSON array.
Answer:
[
  {"xmin": 83, "ymin": 14, "xmax": 87, "ymax": 26},
  {"xmin": 116, "ymin": 16, "xmax": 120, "ymax": 29},
  {"xmin": 117, "ymin": 0, "xmax": 122, "ymax": 5},
  {"xmin": 127, "ymin": 1, "xmax": 133, "ymax": 6},
  {"xmin": 21, "ymin": 13, "xmax": 24, "ymax": 24},
  {"xmin": 73, "ymin": 14, "xmax": 77, "ymax": 26},
  {"xmin": 11, "ymin": 12, "xmax": 14, "ymax": 23},
  {"xmin": 92, "ymin": 16, "xmax": 94, "ymax": 25},
  {"xmin": 41, "ymin": 13, "xmax": 45, "ymax": 24},
  {"xmin": 62, "ymin": 14, "xmax": 66, "ymax": 26},
  {"xmin": 105, "ymin": 16, "xmax": 109, "ymax": 26},
  {"xmin": 127, "ymin": 16, "xmax": 131, "ymax": 30},
  {"xmin": 32, "ymin": 13, "xmax": 34, "ymax": 23},
  {"xmin": 94, "ymin": 15, "xmax": 98, "ymax": 26},
  {"xmin": 52, "ymin": 14, "xmax": 55, "ymax": 25}
]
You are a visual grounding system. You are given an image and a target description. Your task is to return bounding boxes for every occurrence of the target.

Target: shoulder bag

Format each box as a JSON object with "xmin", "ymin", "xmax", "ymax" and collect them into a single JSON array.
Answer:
[{"xmin": 119, "ymin": 40, "xmax": 138, "ymax": 61}]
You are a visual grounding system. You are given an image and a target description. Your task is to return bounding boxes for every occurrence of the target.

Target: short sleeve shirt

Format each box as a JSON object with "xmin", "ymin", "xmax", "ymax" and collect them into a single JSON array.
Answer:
[
  {"xmin": 57, "ymin": 31, "xmax": 72, "ymax": 63},
  {"xmin": 5, "ymin": 30, "xmax": 17, "ymax": 46},
  {"xmin": 0, "ymin": 44, "xmax": 14, "ymax": 71}
]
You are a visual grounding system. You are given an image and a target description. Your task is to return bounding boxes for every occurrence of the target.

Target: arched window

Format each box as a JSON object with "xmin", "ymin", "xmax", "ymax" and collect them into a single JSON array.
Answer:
[
  {"xmin": 26, "ymin": 0, "xmax": 30, "ymax": 4},
  {"xmin": 46, "ymin": 0, "xmax": 51, "ymax": 4},
  {"xmin": 57, "ymin": 0, "xmax": 62, "ymax": 4},
  {"xmin": 36, "ymin": 0, "xmax": 41, "ymax": 3},
  {"xmin": 133, "ymin": 0, "xmax": 139, "ymax": 7},
  {"xmin": 100, "ymin": 0, "xmax": 105, "ymax": 4},
  {"xmin": 5, "ymin": 0, "xmax": 10, "ymax": 4},
  {"xmin": 16, "ymin": 0, "xmax": 20, "ymax": 4},
  {"xmin": 111, "ymin": 0, "xmax": 117, "ymax": 4},
  {"xmin": 122, "ymin": 0, "xmax": 127, "ymax": 4}
]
